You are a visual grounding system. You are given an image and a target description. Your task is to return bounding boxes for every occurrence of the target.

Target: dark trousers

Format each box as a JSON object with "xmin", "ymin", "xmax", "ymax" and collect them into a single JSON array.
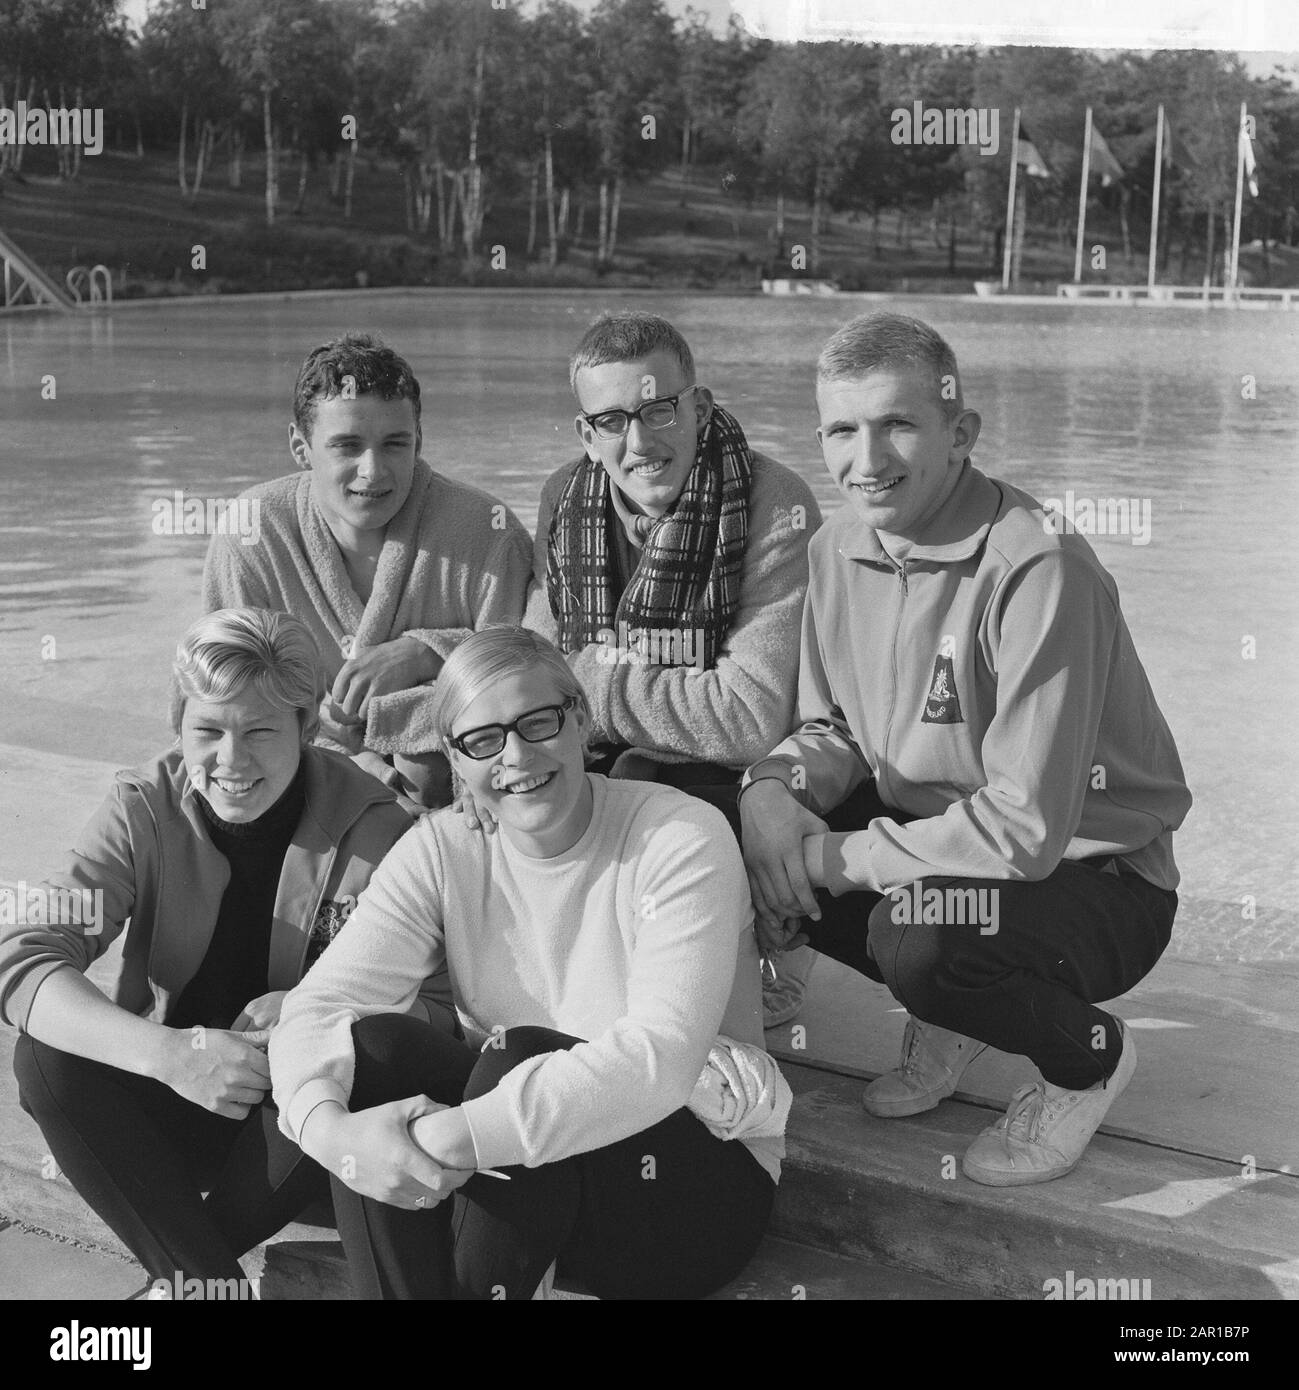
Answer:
[
  {"xmin": 334, "ymin": 1014, "xmax": 776, "ymax": 1301},
  {"xmin": 738, "ymin": 781, "xmax": 1177, "ymax": 1091},
  {"xmin": 13, "ymin": 1035, "xmax": 328, "ymax": 1284}
]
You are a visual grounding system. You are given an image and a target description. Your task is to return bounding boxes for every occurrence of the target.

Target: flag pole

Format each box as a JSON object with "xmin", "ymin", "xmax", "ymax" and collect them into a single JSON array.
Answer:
[
  {"xmin": 1002, "ymin": 107, "xmax": 1020, "ymax": 292},
  {"xmin": 1147, "ymin": 104, "xmax": 1164, "ymax": 290},
  {"xmin": 1073, "ymin": 105, "xmax": 1093, "ymax": 282},
  {"xmin": 1229, "ymin": 100, "xmax": 1246, "ymax": 293}
]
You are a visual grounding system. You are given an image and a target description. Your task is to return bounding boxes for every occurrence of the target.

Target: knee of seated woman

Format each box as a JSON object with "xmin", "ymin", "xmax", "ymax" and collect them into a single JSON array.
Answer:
[
  {"xmin": 11, "ymin": 1031, "xmax": 47, "ymax": 1108},
  {"xmin": 351, "ymin": 1011, "xmax": 434, "ymax": 1066},
  {"xmin": 465, "ymin": 1025, "xmax": 582, "ymax": 1094},
  {"xmin": 13, "ymin": 1032, "xmax": 94, "ymax": 1102}
]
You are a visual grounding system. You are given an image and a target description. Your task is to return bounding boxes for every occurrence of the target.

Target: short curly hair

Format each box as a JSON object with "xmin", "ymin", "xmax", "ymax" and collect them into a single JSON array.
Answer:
[{"xmin": 292, "ymin": 331, "xmax": 421, "ymax": 441}]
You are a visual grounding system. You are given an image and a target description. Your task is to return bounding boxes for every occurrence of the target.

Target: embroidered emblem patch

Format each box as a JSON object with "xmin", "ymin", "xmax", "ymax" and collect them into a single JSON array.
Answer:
[
  {"xmin": 922, "ymin": 654, "xmax": 963, "ymax": 724},
  {"xmin": 308, "ymin": 895, "xmax": 357, "ymax": 957}
]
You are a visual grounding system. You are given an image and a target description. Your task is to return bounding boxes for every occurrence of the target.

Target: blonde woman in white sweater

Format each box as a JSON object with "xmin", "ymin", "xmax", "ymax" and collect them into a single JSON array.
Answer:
[{"xmin": 270, "ymin": 627, "xmax": 787, "ymax": 1300}]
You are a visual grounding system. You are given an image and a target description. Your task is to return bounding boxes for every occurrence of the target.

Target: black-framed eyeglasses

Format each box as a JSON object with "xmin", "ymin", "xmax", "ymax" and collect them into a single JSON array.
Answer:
[
  {"xmin": 447, "ymin": 697, "xmax": 578, "ymax": 760},
  {"xmin": 579, "ymin": 386, "xmax": 698, "ymax": 441}
]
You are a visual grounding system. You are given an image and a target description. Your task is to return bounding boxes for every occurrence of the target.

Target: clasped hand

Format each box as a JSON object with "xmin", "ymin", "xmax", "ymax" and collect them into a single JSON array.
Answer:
[
  {"xmin": 303, "ymin": 1097, "xmax": 474, "ymax": 1210},
  {"xmin": 330, "ymin": 636, "xmax": 440, "ymax": 722},
  {"xmin": 739, "ymin": 781, "xmax": 829, "ymax": 953},
  {"xmin": 232, "ymin": 990, "xmax": 287, "ymax": 1033},
  {"xmin": 161, "ymin": 1026, "xmax": 272, "ymax": 1120}
]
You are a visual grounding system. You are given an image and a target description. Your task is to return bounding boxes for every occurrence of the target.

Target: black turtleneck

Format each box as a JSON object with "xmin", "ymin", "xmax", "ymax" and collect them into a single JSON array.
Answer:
[{"xmin": 168, "ymin": 766, "xmax": 306, "ymax": 1030}]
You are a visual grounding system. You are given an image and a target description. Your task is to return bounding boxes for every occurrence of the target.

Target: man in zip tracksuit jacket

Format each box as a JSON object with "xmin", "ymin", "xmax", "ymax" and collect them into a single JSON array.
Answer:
[{"xmin": 739, "ymin": 312, "xmax": 1191, "ymax": 1186}]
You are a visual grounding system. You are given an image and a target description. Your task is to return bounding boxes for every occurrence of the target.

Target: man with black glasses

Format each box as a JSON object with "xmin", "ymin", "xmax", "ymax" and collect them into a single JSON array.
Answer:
[{"xmin": 523, "ymin": 311, "xmax": 820, "ymax": 1026}]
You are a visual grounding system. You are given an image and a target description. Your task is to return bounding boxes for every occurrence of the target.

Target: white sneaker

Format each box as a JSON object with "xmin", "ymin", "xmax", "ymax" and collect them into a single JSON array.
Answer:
[
  {"xmin": 862, "ymin": 1016, "xmax": 988, "ymax": 1117},
  {"xmin": 962, "ymin": 1022, "xmax": 1136, "ymax": 1186}
]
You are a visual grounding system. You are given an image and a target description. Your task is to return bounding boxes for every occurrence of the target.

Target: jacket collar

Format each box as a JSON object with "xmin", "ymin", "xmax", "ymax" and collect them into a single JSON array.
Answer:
[
  {"xmin": 123, "ymin": 742, "xmax": 395, "ymax": 847},
  {"xmin": 121, "ymin": 744, "xmax": 398, "ymax": 997},
  {"xmin": 836, "ymin": 461, "xmax": 1000, "ymax": 566},
  {"xmin": 608, "ymin": 479, "xmax": 654, "ymax": 550}
]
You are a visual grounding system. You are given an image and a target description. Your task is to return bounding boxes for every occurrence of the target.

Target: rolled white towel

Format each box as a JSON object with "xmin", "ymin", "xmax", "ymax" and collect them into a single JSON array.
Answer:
[{"xmin": 688, "ymin": 1035, "xmax": 792, "ymax": 1142}]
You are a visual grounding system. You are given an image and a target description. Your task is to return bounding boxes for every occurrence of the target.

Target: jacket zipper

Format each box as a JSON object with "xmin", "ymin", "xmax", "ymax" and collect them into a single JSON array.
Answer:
[
  {"xmin": 879, "ymin": 561, "xmax": 908, "ymax": 803},
  {"xmin": 292, "ymin": 845, "xmax": 340, "ymax": 984}
]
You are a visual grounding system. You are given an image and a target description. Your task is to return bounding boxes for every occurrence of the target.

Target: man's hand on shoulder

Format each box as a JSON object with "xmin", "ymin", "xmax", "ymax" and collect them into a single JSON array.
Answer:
[{"xmin": 452, "ymin": 784, "xmax": 497, "ymax": 836}]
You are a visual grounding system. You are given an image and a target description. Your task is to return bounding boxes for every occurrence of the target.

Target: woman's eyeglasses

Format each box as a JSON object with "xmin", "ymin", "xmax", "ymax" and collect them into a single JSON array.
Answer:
[
  {"xmin": 579, "ymin": 386, "xmax": 698, "ymax": 441},
  {"xmin": 448, "ymin": 697, "xmax": 578, "ymax": 761}
]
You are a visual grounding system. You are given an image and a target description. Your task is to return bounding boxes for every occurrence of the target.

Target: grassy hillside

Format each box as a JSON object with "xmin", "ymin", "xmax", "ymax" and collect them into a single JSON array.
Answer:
[{"xmin": 1, "ymin": 139, "xmax": 1286, "ymax": 299}]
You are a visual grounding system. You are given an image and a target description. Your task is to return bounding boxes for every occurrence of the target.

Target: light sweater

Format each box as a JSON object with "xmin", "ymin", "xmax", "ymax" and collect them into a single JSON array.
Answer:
[
  {"xmin": 747, "ymin": 462, "xmax": 1192, "ymax": 894},
  {"xmin": 270, "ymin": 775, "xmax": 784, "ymax": 1182},
  {"xmin": 524, "ymin": 451, "xmax": 821, "ymax": 770},
  {"xmin": 202, "ymin": 460, "xmax": 533, "ymax": 757}
]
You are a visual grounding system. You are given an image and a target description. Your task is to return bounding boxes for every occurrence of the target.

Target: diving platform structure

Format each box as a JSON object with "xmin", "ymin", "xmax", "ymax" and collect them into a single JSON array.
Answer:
[{"xmin": 0, "ymin": 226, "xmax": 80, "ymax": 312}]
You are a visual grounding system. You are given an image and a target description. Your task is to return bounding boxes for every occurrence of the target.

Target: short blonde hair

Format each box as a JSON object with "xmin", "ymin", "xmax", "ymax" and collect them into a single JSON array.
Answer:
[
  {"xmin": 431, "ymin": 627, "xmax": 589, "ymax": 750},
  {"xmin": 169, "ymin": 608, "xmax": 324, "ymax": 743},
  {"xmin": 817, "ymin": 312, "xmax": 963, "ymax": 421}
]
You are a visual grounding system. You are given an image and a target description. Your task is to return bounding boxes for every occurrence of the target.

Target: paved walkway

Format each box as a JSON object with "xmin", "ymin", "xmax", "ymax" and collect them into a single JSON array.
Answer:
[{"xmin": 0, "ymin": 1221, "xmax": 141, "ymax": 1299}]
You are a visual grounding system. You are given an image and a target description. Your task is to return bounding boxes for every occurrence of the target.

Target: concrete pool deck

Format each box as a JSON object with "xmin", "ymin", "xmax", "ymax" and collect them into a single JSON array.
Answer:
[{"xmin": 1, "ymin": 738, "xmax": 1295, "ymax": 1299}]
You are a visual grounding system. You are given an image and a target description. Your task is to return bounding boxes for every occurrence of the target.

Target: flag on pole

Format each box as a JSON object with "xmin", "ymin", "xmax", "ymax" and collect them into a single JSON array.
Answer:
[
  {"xmin": 1089, "ymin": 124, "xmax": 1125, "ymax": 186},
  {"xmin": 1162, "ymin": 118, "xmax": 1199, "ymax": 173},
  {"xmin": 1229, "ymin": 101, "xmax": 1252, "ymax": 290},
  {"xmin": 1239, "ymin": 116, "xmax": 1259, "ymax": 196},
  {"xmin": 1016, "ymin": 123, "xmax": 1051, "ymax": 179}
]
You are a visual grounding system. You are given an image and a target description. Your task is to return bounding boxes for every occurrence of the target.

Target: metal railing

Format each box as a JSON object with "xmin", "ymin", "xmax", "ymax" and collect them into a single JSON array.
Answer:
[
  {"xmin": 1056, "ymin": 283, "xmax": 1299, "ymax": 309},
  {"xmin": 65, "ymin": 263, "xmax": 113, "ymax": 305}
]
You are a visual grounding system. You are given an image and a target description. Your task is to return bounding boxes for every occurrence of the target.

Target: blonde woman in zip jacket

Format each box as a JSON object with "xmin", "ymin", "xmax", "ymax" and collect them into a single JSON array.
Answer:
[{"xmin": 0, "ymin": 608, "xmax": 436, "ymax": 1296}]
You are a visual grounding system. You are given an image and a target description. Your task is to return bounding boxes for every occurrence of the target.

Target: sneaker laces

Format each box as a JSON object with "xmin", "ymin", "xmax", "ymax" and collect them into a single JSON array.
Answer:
[
  {"xmin": 897, "ymin": 1018, "xmax": 922, "ymax": 1074},
  {"xmin": 997, "ymin": 1082, "xmax": 1072, "ymax": 1152}
]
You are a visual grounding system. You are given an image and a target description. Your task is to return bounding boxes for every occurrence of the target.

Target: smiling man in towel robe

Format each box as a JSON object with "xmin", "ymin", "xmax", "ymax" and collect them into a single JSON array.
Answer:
[{"xmin": 203, "ymin": 333, "xmax": 533, "ymax": 812}]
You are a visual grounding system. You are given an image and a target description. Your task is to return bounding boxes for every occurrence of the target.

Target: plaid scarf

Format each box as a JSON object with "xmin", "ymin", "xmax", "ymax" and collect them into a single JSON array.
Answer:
[{"xmin": 547, "ymin": 404, "xmax": 754, "ymax": 670}]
